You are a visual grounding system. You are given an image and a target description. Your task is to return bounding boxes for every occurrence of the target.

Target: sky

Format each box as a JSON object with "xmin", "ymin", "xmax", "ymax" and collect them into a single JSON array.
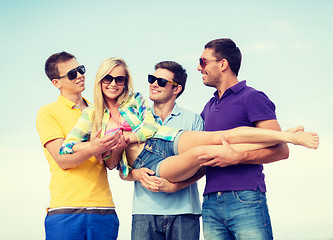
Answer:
[{"xmin": 0, "ymin": 0, "xmax": 332, "ymax": 239}]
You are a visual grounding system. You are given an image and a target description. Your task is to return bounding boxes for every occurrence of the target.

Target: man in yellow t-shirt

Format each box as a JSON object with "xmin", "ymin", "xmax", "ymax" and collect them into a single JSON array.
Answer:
[{"xmin": 36, "ymin": 51, "xmax": 122, "ymax": 240}]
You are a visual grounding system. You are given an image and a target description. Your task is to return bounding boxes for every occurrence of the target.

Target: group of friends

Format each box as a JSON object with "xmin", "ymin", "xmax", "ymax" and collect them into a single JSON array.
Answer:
[{"xmin": 36, "ymin": 38, "xmax": 319, "ymax": 240}]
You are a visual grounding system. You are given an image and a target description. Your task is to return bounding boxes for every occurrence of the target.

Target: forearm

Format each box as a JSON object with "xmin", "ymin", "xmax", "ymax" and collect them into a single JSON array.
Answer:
[
  {"xmin": 123, "ymin": 131, "xmax": 139, "ymax": 144},
  {"xmin": 56, "ymin": 146, "xmax": 97, "ymax": 169},
  {"xmin": 166, "ymin": 167, "xmax": 206, "ymax": 192},
  {"xmin": 46, "ymin": 139, "xmax": 99, "ymax": 170},
  {"xmin": 239, "ymin": 143, "xmax": 289, "ymax": 165}
]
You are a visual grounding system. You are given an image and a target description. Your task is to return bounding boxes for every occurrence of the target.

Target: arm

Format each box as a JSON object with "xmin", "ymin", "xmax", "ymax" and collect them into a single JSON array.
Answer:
[
  {"xmin": 45, "ymin": 129, "xmax": 122, "ymax": 170},
  {"xmin": 240, "ymin": 119, "xmax": 289, "ymax": 164},
  {"xmin": 122, "ymin": 167, "xmax": 205, "ymax": 193},
  {"xmin": 199, "ymin": 120, "xmax": 289, "ymax": 167},
  {"xmin": 155, "ymin": 167, "xmax": 206, "ymax": 193}
]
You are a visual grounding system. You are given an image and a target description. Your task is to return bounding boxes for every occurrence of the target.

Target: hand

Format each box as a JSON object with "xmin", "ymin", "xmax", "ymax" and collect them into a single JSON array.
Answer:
[
  {"xmin": 140, "ymin": 170, "xmax": 180, "ymax": 193},
  {"xmin": 131, "ymin": 168, "xmax": 162, "ymax": 192},
  {"xmin": 198, "ymin": 136, "xmax": 246, "ymax": 167},
  {"xmin": 90, "ymin": 128, "xmax": 122, "ymax": 155},
  {"xmin": 155, "ymin": 177, "xmax": 179, "ymax": 193},
  {"xmin": 103, "ymin": 136, "xmax": 130, "ymax": 169},
  {"xmin": 114, "ymin": 135, "xmax": 130, "ymax": 152}
]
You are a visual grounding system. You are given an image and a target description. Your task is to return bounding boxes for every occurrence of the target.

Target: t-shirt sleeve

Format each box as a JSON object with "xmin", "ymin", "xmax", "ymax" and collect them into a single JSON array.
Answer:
[
  {"xmin": 36, "ymin": 106, "xmax": 65, "ymax": 147},
  {"xmin": 193, "ymin": 114, "xmax": 205, "ymax": 131},
  {"xmin": 246, "ymin": 91, "xmax": 276, "ymax": 124}
]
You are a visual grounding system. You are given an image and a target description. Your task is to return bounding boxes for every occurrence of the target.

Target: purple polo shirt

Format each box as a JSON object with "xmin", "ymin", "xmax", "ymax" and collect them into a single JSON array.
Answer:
[{"xmin": 201, "ymin": 81, "xmax": 276, "ymax": 194}]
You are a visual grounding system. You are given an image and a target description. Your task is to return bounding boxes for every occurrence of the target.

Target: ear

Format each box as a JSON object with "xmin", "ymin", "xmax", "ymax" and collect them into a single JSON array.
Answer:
[
  {"xmin": 51, "ymin": 79, "xmax": 61, "ymax": 89},
  {"xmin": 173, "ymin": 85, "xmax": 182, "ymax": 95},
  {"xmin": 220, "ymin": 59, "xmax": 229, "ymax": 72}
]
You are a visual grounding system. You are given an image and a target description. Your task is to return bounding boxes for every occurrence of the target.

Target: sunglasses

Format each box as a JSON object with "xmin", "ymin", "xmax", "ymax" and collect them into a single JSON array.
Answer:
[
  {"xmin": 57, "ymin": 65, "xmax": 86, "ymax": 80},
  {"xmin": 101, "ymin": 75, "xmax": 127, "ymax": 86},
  {"xmin": 148, "ymin": 74, "xmax": 179, "ymax": 87},
  {"xmin": 199, "ymin": 58, "xmax": 221, "ymax": 68}
]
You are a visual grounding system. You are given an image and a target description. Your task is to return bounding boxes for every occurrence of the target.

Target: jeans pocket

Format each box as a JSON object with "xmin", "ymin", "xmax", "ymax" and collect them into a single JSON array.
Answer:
[{"xmin": 234, "ymin": 190, "xmax": 263, "ymax": 204}]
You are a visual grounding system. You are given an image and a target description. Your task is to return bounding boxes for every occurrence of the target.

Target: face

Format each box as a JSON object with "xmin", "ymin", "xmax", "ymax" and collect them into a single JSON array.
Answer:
[
  {"xmin": 55, "ymin": 58, "xmax": 85, "ymax": 94},
  {"xmin": 149, "ymin": 68, "xmax": 178, "ymax": 104},
  {"xmin": 101, "ymin": 65, "xmax": 126, "ymax": 104},
  {"xmin": 197, "ymin": 48, "xmax": 222, "ymax": 87}
]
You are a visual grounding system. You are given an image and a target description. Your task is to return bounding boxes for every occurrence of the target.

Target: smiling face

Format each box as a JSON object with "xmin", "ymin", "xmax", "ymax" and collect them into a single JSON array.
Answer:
[
  {"xmin": 54, "ymin": 58, "xmax": 85, "ymax": 94},
  {"xmin": 101, "ymin": 65, "xmax": 126, "ymax": 104},
  {"xmin": 197, "ymin": 48, "xmax": 222, "ymax": 88},
  {"xmin": 149, "ymin": 68, "xmax": 178, "ymax": 104}
]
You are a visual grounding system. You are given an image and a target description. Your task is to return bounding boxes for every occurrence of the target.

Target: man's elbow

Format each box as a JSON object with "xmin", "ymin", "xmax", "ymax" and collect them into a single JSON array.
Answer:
[
  {"xmin": 54, "ymin": 158, "xmax": 78, "ymax": 170},
  {"xmin": 280, "ymin": 143, "xmax": 290, "ymax": 160}
]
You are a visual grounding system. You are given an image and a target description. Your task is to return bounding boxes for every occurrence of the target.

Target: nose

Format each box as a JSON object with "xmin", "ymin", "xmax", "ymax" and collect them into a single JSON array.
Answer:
[
  {"xmin": 197, "ymin": 64, "xmax": 203, "ymax": 72},
  {"xmin": 110, "ymin": 79, "xmax": 118, "ymax": 86},
  {"xmin": 150, "ymin": 80, "xmax": 159, "ymax": 87},
  {"xmin": 77, "ymin": 70, "xmax": 84, "ymax": 79}
]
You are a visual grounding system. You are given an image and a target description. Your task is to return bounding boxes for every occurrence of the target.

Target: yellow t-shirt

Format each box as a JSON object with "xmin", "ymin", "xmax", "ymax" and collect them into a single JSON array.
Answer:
[{"xmin": 36, "ymin": 95, "xmax": 115, "ymax": 208}]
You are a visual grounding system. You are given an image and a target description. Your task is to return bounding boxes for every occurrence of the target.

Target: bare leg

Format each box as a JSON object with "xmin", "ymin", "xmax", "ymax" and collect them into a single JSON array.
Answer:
[
  {"xmin": 177, "ymin": 126, "xmax": 319, "ymax": 154},
  {"xmin": 159, "ymin": 142, "xmax": 273, "ymax": 182}
]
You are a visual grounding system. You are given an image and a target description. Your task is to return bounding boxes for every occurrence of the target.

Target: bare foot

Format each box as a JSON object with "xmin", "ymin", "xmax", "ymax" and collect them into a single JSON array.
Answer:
[
  {"xmin": 290, "ymin": 131, "xmax": 319, "ymax": 149},
  {"xmin": 285, "ymin": 126, "xmax": 304, "ymax": 133}
]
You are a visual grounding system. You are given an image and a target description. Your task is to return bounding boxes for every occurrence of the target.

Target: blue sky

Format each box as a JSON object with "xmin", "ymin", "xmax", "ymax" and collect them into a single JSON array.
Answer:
[{"xmin": 0, "ymin": 1, "xmax": 332, "ymax": 239}]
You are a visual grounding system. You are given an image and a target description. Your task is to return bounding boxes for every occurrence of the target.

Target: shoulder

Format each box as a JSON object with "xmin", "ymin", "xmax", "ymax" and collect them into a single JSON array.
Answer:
[
  {"xmin": 37, "ymin": 101, "xmax": 59, "ymax": 117},
  {"xmin": 177, "ymin": 105, "xmax": 201, "ymax": 118},
  {"xmin": 239, "ymin": 85, "xmax": 272, "ymax": 102},
  {"xmin": 174, "ymin": 105, "xmax": 204, "ymax": 131}
]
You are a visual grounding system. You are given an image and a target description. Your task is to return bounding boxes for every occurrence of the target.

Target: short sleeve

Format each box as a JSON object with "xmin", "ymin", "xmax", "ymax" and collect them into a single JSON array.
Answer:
[
  {"xmin": 36, "ymin": 106, "xmax": 65, "ymax": 147},
  {"xmin": 246, "ymin": 91, "xmax": 276, "ymax": 124}
]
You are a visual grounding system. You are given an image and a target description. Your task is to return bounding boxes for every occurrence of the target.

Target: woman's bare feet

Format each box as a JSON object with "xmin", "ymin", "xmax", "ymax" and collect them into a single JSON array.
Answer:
[{"xmin": 288, "ymin": 129, "xmax": 319, "ymax": 149}]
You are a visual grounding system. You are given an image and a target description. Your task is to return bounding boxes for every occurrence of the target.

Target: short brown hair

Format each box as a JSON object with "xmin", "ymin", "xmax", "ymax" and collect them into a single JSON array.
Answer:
[{"xmin": 45, "ymin": 51, "xmax": 76, "ymax": 80}]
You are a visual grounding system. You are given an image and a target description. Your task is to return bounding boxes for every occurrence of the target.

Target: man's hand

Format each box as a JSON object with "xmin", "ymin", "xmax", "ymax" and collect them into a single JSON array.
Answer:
[
  {"xmin": 104, "ymin": 135, "xmax": 130, "ymax": 169},
  {"xmin": 90, "ymin": 128, "xmax": 122, "ymax": 156},
  {"xmin": 198, "ymin": 136, "xmax": 246, "ymax": 167},
  {"xmin": 130, "ymin": 168, "xmax": 163, "ymax": 192}
]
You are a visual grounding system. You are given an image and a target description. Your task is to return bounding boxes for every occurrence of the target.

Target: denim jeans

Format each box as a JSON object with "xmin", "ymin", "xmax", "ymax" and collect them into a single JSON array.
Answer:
[
  {"xmin": 202, "ymin": 189, "xmax": 273, "ymax": 240},
  {"xmin": 131, "ymin": 214, "xmax": 200, "ymax": 240}
]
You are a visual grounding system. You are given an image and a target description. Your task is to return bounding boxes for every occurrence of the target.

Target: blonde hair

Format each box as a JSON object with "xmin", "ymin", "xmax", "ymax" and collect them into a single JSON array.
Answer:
[{"xmin": 92, "ymin": 57, "xmax": 134, "ymax": 135}]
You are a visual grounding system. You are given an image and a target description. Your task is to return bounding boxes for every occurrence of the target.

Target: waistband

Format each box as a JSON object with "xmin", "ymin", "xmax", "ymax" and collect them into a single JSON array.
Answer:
[{"xmin": 47, "ymin": 207, "xmax": 116, "ymax": 216}]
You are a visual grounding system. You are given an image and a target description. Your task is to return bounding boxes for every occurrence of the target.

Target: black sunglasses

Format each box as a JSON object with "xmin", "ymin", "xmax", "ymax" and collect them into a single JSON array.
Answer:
[
  {"xmin": 101, "ymin": 75, "xmax": 127, "ymax": 86},
  {"xmin": 56, "ymin": 65, "xmax": 86, "ymax": 80},
  {"xmin": 148, "ymin": 74, "xmax": 179, "ymax": 87},
  {"xmin": 199, "ymin": 58, "xmax": 221, "ymax": 68}
]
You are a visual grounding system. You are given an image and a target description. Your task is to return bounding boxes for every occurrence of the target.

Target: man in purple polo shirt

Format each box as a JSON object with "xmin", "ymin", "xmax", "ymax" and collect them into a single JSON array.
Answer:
[{"xmin": 197, "ymin": 38, "xmax": 289, "ymax": 239}]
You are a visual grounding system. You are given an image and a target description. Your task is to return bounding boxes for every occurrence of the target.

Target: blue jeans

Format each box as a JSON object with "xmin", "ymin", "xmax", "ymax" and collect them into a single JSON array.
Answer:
[
  {"xmin": 131, "ymin": 214, "xmax": 200, "ymax": 240},
  {"xmin": 202, "ymin": 189, "xmax": 273, "ymax": 240},
  {"xmin": 45, "ymin": 208, "xmax": 119, "ymax": 240}
]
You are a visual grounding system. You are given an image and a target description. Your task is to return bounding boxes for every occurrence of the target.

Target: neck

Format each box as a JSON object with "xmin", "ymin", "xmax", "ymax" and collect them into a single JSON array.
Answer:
[
  {"xmin": 153, "ymin": 100, "xmax": 176, "ymax": 122},
  {"xmin": 216, "ymin": 74, "xmax": 239, "ymax": 99},
  {"xmin": 61, "ymin": 92, "xmax": 87, "ymax": 110},
  {"xmin": 106, "ymin": 99, "xmax": 118, "ymax": 110}
]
